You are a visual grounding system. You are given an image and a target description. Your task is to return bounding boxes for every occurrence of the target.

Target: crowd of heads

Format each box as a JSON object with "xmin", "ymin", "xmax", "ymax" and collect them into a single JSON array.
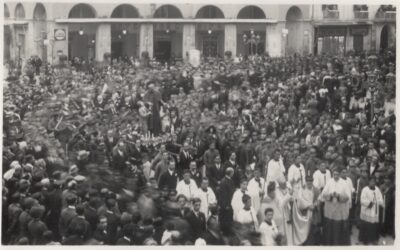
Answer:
[{"xmin": 2, "ymin": 48, "xmax": 396, "ymax": 245}]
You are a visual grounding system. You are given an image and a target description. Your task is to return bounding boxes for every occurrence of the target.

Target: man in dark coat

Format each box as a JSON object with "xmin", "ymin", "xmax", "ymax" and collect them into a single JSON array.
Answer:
[
  {"xmin": 223, "ymin": 152, "xmax": 241, "ymax": 187},
  {"xmin": 189, "ymin": 161, "xmax": 202, "ymax": 187},
  {"xmin": 158, "ymin": 158, "xmax": 179, "ymax": 191},
  {"xmin": 207, "ymin": 155, "xmax": 225, "ymax": 191},
  {"xmin": 185, "ymin": 198, "xmax": 206, "ymax": 241},
  {"xmin": 44, "ymin": 181, "xmax": 63, "ymax": 239},
  {"xmin": 116, "ymin": 223, "xmax": 135, "ymax": 245},
  {"xmin": 203, "ymin": 216, "xmax": 225, "ymax": 245},
  {"xmin": 217, "ymin": 167, "xmax": 236, "ymax": 236},
  {"xmin": 58, "ymin": 195, "xmax": 77, "ymax": 238},
  {"xmin": 27, "ymin": 205, "xmax": 47, "ymax": 245},
  {"xmin": 67, "ymin": 204, "xmax": 91, "ymax": 241},
  {"xmin": 177, "ymin": 141, "xmax": 194, "ymax": 177},
  {"xmin": 84, "ymin": 197, "xmax": 99, "ymax": 235},
  {"xmin": 103, "ymin": 198, "xmax": 120, "ymax": 244},
  {"xmin": 112, "ymin": 141, "xmax": 129, "ymax": 170}
]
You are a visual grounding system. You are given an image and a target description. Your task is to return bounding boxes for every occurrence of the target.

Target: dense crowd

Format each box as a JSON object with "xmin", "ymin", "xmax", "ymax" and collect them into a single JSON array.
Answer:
[{"xmin": 2, "ymin": 49, "xmax": 396, "ymax": 245}]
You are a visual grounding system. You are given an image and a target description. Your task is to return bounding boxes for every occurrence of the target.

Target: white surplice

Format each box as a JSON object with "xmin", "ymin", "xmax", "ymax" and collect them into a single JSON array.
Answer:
[
  {"xmin": 176, "ymin": 179, "xmax": 198, "ymax": 200},
  {"xmin": 231, "ymin": 189, "xmax": 249, "ymax": 222},
  {"xmin": 248, "ymin": 177, "xmax": 265, "ymax": 213},
  {"xmin": 313, "ymin": 169, "xmax": 331, "ymax": 191},
  {"xmin": 194, "ymin": 187, "xmax": 217, "ymax": 219},
  {"xmin": 360, "ymin": 186, "xmax": 384, "ymax": 223},
  {"xmin": 288, "ymin": 164, "xmax": 306, "ymax": 197}
]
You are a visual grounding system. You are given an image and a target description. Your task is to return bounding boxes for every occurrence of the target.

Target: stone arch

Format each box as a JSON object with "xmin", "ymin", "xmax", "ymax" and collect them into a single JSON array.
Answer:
[
  {"xmin": 15, "ymin": 3, "xmax": 25, "ymax": 19},
  {"xmin": 33, "ymin": 3, "xmax": 47, "ymax": 60},
  {"xmin": 237, "ymin": 5, "xmax": 266, "ymax": 19},
  {"xmin": 195, "ymin": 5, "xmax": 224, "ymax": 18},
  {"xmin": 286, "ymin": 6, "xmax": 304, "ymax": 55},
  {"xmin": 68, "ymin": 3, "xmax": 97, "ymax": 18},
  {"xmin": 111, "ymin": 4, "xmax": 140, "ymax": 18},
  {"xmin": 286, "ymin": 6, "xmax": 303, "ymax": 21},
  {"xmin": 153, "ymin": 4, "xmax": 183, "ymax": 18},
  {"xmin": 4, "ymin": 3, "xmax": 10, "ymax": 18}
]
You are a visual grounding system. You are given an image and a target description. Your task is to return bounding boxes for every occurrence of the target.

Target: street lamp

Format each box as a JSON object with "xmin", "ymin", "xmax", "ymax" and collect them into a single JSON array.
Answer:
[
  {"xmin": 242, "ymin": 29, "xmax": 261, "ymax": 56},
  {"xmin": 17, "ymin": 42, "xmax": 22, "ymax": 69},
  {"xmin": 367, "ymin": 71, "xmax": 377, "ymax": 125}
]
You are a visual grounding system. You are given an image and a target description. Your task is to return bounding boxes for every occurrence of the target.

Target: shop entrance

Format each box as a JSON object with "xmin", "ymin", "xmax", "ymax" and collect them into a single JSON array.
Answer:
[{"xmin": 154, "ymin": 40, "xmax": 172, "ymax": 62}]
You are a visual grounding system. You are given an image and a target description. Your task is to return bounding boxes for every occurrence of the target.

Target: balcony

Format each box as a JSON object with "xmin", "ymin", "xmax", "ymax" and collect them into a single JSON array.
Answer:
[
  {"xmin": 323, "ymin": 10, "xmax": 339, "ymax": 20},
  {"xmin": 375, "ymin": 11, "xmax": 396, "ymax": 21},
  {"xmin": 354, "ymin": 11, "xmax": 369, "ymax": 19}
]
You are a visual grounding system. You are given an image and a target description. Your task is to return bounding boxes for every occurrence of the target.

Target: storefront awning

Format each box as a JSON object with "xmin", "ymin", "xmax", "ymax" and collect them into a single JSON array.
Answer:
[
  {"xmin": 314, "ymin": 21, "xmax": 373, "ymax": 26},
  {"xmin": 3, "ymin": 20, "xmax": 29, "ymax": 26},
  {"xmin": 55, "ymin": 18, "xmax": 277, "ymax": 24}
]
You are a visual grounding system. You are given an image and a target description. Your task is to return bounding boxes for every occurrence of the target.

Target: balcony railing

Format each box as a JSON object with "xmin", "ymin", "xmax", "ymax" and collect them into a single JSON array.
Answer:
[
  {"xmin": 354, "ymin": 11, "xmax": 369, "ymax": 19},
  {"xmin": 323, "ymin": 10, "xmax": 339, "ymax": 19},
  {"xmin": 375, "ymin": 11, "xmax": 396, "ymax": 21}
]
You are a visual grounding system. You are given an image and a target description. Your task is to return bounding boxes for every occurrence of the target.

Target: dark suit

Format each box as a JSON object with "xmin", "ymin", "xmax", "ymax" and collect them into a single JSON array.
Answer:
[
  {"xmin": 116, "ymin": 237, "xmax": 132, "ymax": 245},
  {"xmin": 68, "ymin": 216, "xmax": 91, "ymax": 240},
  {"xmin": 27, "ymin": 219, "xmax": 48, "ymax": 245},
  {"xmin": 59, "ymin": 207, "xmax": 77, "ymax": 237},
  {"xmin": 190, "ymin": 170, "xmax": 202, "ymax": 187},
  {"xmin": 44, "ymin": 188, "xmax": 62, "ymax": 238},
  {"xmin": 203, "ymin": 230, "xmax": 225, "ymax": 245},
  {"xmin": 112, "ymin": 147, "xmax": 128, "ymax": 170},
  {"xmin": 84, "ymin": 206, "xmax": 98, "ymax": 234},
  {"xmin": 223, "ymin": 160, "xmax": 241, "ymax": 187},
  {"xmin": 178, "ymin": 150, "xmax": 193, "ymax": 176},
  {"xmin": 217, "ymin": 176, "xmax": 235, "ymax": 235},
  {"xmin": 158, "ymin": 171, "xmax": 179, "ymax": 191},
  {"xmin": 207, "ymin": 164, "xmax": 225, "ymax": 191},
  {"xmin": 62, "ymin": 234, "xmax": 84, "ymax": 245},
  {"xmin": 185, "ymin": 210, "xmax": 206, "ymax": 240}
]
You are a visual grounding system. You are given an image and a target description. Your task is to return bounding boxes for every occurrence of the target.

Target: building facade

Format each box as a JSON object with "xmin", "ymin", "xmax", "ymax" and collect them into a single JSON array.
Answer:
[{"xmin": 3, "ymin": 2, "xmax": 397, "ymax": 63}]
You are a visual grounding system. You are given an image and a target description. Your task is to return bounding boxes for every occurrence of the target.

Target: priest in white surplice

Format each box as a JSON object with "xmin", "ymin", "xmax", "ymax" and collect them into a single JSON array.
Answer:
[
  {"xmin": 248, "ymin": 168, "xmax": 265, "ymax": 213},
  {"xmin": 237, "ymin": 194, "xmax": 259, "ymax": 232},
  {"xmin": 176, "ymin": 170, "xmax": 198, "ymax": 200},
  {"xmin": 288, "ymin": 155, "xmax": 306, "ymax": 197},
  {"xmin": 292, "ymin": 175, "xmax": 316, "ymax": 245},
  {"xmin": 313, "ymin": 161, "xmax": 331, "ymax": 192},
  {"xmin": 259, "ymin": 207, "xmax": 281, "ymax": 246},
  {"xmin": 319, "ymin": 167, "xmax": 350, "ymax": 245},
  {"xmin": 231, "ymin": 179, "xmax": 250, "ymax": 222},
  {"xmin": 359, "ymin": 176, "xmax": 384, "ymax": 245},
  {"xmin": 266, "ymin": 149, "xmax": 286, "ymax": 185},
  {"xmin": 194, "ymin": 177, "xmax": 217, "ymax": 220}
]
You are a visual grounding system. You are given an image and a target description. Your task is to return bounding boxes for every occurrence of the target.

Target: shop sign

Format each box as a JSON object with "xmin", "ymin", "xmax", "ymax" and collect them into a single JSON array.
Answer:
[{"xmin": 54, "ymin": 29, "xmax": 66, "ymax": 41}]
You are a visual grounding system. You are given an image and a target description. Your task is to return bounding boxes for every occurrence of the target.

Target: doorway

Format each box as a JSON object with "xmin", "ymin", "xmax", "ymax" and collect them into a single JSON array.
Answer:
[
  {"xmin": 111, "ymin": 40, "xmax": 123, "ymax": 60},
  {"xmin": 154, "ymin": 40, "xmax": 171, "ymax": 62},
  {"xmin": 202, "ymin": 37, "xmax": 218, "ymax": 57},
  {"xmin": 353, "ymin": 35, "xmax": 363, "ymax": 52},
  {"xmin": 380, "ymin": 25, "xmax": 388, "ymax": 50}
]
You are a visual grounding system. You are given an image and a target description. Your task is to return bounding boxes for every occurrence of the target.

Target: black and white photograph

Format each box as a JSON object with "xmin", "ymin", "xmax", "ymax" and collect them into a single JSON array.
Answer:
[{"xmin": 1, "ymin": 0, "xmax": 397, "ymax": 246}]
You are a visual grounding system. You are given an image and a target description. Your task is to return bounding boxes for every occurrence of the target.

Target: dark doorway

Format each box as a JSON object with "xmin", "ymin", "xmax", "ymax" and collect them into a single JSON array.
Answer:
[
  {"xmin": 154, "ymin": 41, "xmax": 171, "ymax": 62},
  {"xmin": 111, "ymin": 41, "xmax": 123, "ymax": 60},
  {"xmin": 202, "ymin": 37, "xmax": 218, "ymax": 57},
  {"xmin": 353, "ymin": 35, "xmax": 363, "ymax": 52},
  {"xmin": 380, "ymin": 25, "xmax": 388, "ymax": 50}
]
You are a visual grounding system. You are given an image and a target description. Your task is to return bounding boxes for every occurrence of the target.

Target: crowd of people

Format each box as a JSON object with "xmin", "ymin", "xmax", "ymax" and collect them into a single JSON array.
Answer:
[{"xmin": 2, "ymin": 49, "xmax": 396, "ymax": 246}]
